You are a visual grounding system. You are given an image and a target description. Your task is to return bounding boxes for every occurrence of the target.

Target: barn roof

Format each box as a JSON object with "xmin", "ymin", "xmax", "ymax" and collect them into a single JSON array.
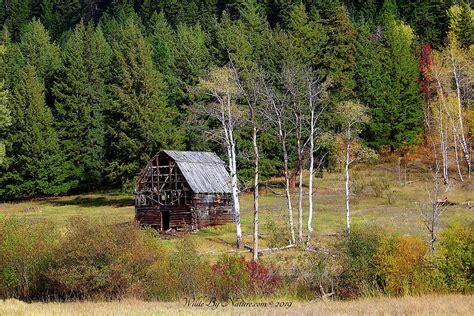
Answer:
[{"xmin": 163, "ymin": 150, "xmax": 232, "ymax": 194}]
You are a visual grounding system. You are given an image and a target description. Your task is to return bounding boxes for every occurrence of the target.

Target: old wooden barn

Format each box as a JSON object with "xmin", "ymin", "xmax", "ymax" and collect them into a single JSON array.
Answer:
[{"xmin": 134, "ymin": 150, "xmax": 234, "ymax": 231}]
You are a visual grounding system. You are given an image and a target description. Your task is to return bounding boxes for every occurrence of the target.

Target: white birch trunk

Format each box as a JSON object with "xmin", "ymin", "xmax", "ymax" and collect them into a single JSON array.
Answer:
[
  {"xmin": 296, "ymin": 111, "xmax": 304, "ymax": 243},
  {"xmin": 345, "ymin": 127, "xmax": 351, "ymax": 234},
  {"xmin": 306, "ymin": 105, "xmax": 315, "ymax": 249},
  {"xmin": 451, "ymin": 52, "xmax": 471, "ymax": 177},
  {"xmin": 230, "ymin": 131, "xmax": 242, "ymax": 248},
  {"xmin": 452, "ymin": 121, "xmax": 464, "ymax": 182},
  {"xmin": 225, "ymin": 93, "xmax": 242, "ymax": 249},
  {"xmin": 280, "ymin": 129, "xmax": 296, "ymax": 245},
  {"xmin": 439, "ymin": 115, "xmax": 449, "ymax": 185},
  {"xmin": 252, "ymin": 118, "xmax": 259, "ymax": 261}
]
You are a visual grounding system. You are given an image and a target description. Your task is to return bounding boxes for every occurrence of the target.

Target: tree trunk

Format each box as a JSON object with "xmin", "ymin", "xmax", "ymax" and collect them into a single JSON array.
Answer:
[
  {"xmin": 451, "ymin": 52, "xmax": 471, "ymax": 177},
  {"xmin": 229, "ymin": 129, "xmax": 242, "ymax": 248},
  {"xmin": 345, "ymin": 127, "xmax": 351, "ymax": 234},
  {"xmin": 252, "ymin": 119, "xmax": 259, "ymax": 261},
  {"xmin": 296, "ymin": 112, "xmax": 303, "ymax": 243},
  {"xmin": 224, "ymin": 93, "xmax": 242, "ymax": 249},
  {"xmin": 280, "ymin": 131, "xmax": 296, "ymax": 245},
  {"xmin": 439, "ymin": 115, "xmax": 449, "ymax": 185},
  {"xmin": 452, "ymin": 122, "xmax": 464, "ymax": 182},
  {"xmin": 306, "ymin": 107, "xmax": 315, "ymax": 249}
]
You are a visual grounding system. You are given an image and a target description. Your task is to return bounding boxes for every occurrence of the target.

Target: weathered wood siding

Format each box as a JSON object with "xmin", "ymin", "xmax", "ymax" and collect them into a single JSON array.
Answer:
[{"xmin": 135, "ymin": 193, "xmax": 233, "ymax": 231}]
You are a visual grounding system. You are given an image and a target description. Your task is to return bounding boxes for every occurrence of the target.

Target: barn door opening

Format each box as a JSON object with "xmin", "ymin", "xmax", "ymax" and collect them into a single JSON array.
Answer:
[{"xmin": 162, "ymin": 210, "xmax": 170, "ymax": 230}]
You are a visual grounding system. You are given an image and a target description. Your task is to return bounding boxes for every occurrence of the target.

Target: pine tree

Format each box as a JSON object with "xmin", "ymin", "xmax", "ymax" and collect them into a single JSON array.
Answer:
[
  {"xmin": 0, "ymin": 65, "xmax": 71, "ymax": 199},
  {"xmin": 285, "ymin": 3, "xmax": 327, "ymax": 69},
  {"xmin": 0, "ymin": 51, "xmax": 10, "ymax": 164},
  {"xmin": 17, "ymin": 19, "xmax": 60, "ymax": 86},
  {"xmin": 106, "ymin": 16, "xmax": 183, "ymax": 184},
  {"xmin": 53, "ymin": 22, "xmax": 111, "ymax": 188},
  {"xmin": 318, "ymin": 3, "xmax": 357, "ymax": 102},
  {"xmin": 355, "ymin": 12, "xmax": 423, "ymax": 149},
  {"xmin": 147, "ymin": 11, "xmax": 182, "ymax": 106},
  {"xmin": 0, "ymin": 44, "xmax": 10, "ymax": 165},
  {"xmin": 384, "ymin": 18, "xmax": 423, "ymax": 147},
  {"xmin": 3, "ymin": 0, "xmax": 32, "ymax": 40},
  {"xmin": 174, "ymin": 23, "xmax": 211, "ymax": 87}
]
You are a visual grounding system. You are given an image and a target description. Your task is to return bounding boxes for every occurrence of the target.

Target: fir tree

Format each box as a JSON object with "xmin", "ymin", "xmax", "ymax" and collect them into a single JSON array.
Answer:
[
  {"xmin": 3, "ymin": 0, "xmax": 32, "ymax": 40},
  {"xmin": 53, "ymin": 22, "xmax": 111, "ymax": 188},
  {"xmin": 0, "ymin": 65, "xmax": 72, "ymax": 199},
  {"xmin": 384, "ymin": 18, "xmax": 423, "ymax": 147},
  {"xmin": 355, "ymin": 13, "xmax": 423, "ymax": 149},
  {"xmin": 318, "ymin": 3, "xmax": 357, "ymax": 102},
  {"xmin": 174, "ymin": 23, "xmax": 211, "ymax": 87},
  {"xmin": 0, "ymin": 44, "xmax": 10, "ymax": 165},
  {"xmin": 147, "ymin": 11, "xmax": 182, "ymax": 106},
  {"xmin": 285, "ymin": 3, "xmax": 327, "ymax": 69},
  {"xmin": 17, "ymin": 19, "xmax": 60, "ymax": 86},
  {"xmin": 106, "ymin": 17, "xmax": 183, "ymax": 184}
]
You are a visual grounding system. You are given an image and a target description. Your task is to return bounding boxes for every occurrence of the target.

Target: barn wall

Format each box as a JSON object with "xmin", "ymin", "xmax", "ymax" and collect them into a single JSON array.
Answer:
[
  {"xmin": 135, "ymin": 206, "xmax": 193, "ymax": 230},
  {"xmin": 135, "ymin": 206, "xmax": 161, "ymax": 227},
  {"xmin": 193, "ymin": 193, "xmax": 233, "ymax": 228},
  {"xmin": 136, "ymin": 193, "xmax": 234, "ymax": 231}
]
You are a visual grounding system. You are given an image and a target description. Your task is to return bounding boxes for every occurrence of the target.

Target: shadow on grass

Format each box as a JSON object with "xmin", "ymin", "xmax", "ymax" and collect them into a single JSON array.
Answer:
[{"xmin": 44, "ymin": 196, "xmax": 134, "ymax": 208}]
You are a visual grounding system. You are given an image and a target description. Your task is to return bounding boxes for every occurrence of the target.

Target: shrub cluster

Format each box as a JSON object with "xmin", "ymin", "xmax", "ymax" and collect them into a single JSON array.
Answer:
[
  {"xmin": 336, "ymin": 223, "xmax": 473, "ymax": 297},
  {"xmin": 0, "ymin": 217, "xmax": 471, "ymax": 301}
]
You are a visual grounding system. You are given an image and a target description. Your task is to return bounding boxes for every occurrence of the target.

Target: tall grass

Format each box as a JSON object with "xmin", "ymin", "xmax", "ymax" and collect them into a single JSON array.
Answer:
[{"xmin": 0, "ymin": 217, "xmax": 471, "ymax": 301}]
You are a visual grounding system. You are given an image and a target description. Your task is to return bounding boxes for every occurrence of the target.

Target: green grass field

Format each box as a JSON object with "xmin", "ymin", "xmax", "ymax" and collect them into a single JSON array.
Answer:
[{"xmin": 0, "ymin": 162, "xmax": 472, "ymax": 257}]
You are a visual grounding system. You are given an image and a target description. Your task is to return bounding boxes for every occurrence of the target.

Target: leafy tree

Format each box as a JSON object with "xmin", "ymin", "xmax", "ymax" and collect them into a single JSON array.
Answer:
[
  {"xmin": 53, "ymin": 22, "xmax": 111, "ymax": 188},
  {"xmin": 335, "ymin": 101, "xmax": 375, "ymax": 233},
  {"xmin": 0, "ymin": 65, "xmax": 72, "ymax": 199},
  {"xmin": 106, "ymin": 16, "xmax": 183, "ymax": 184}
]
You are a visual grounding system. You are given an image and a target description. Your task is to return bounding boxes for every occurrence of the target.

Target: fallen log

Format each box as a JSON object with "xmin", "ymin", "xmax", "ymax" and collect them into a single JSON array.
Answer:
[{"xmin": 436, "ymin": 198, "xmax": 459, "ymax": 206}]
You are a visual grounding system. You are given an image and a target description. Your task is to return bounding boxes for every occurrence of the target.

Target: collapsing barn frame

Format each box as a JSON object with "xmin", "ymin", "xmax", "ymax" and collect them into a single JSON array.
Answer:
[{"xmin": 134, "ymin": 150, "xmax": 234, "ymax": 231}]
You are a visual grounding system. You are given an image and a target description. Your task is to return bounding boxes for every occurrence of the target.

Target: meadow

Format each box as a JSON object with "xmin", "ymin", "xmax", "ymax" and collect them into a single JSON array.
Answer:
[
  {"xmin": 1, "ymin": 161, "xmax": 472, "ymax": 255},
  {"xmin": 0, "ymin": 162, "xmax": 472, "ymax": 314}
]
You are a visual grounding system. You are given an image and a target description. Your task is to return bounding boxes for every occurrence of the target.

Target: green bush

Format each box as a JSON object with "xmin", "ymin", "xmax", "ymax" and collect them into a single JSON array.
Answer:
[
  {"xmin": 264, "ymin": 215, "xmax": 291, "ymax": 248},
  {"xmin": 0, "ymin": 218, "xmax": 57, "ymax": 300},
  {"xmin": 338, "ymin": 224, "xmax": 384, "ymax": 298},
  {"xmin": 45, "ymin": 217, "xmax": 160, "ymax": 300},
  {"xmin": 145, "ymin": 236, "xmax": 210, "ymax": 300},
  {"xmin": 437, "ymin": 222, "xmax": 474, "ymax": 293}
]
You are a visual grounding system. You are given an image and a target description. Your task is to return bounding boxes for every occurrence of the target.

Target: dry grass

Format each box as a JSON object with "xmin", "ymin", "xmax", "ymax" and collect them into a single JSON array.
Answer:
[{"xmin": 0, "ymin": 294, "xmax": 472, "ymax": 315}]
